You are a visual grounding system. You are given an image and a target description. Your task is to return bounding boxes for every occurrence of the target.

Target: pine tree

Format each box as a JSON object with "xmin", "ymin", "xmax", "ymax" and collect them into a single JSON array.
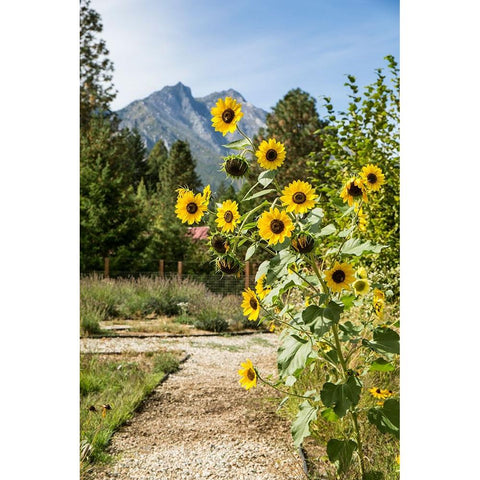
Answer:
[
  {"xmin": 144, "ymin": 139, "xmax": 169, "ymax": 193},
  {"xmin": 80, "ymin": 0, "xmax": 117, "ymax": 128},
  {"xmin": 159, "ymin": 140, "xmax": 202, "ymax": 197},
  {"xmin": 251, "ymin": 88, "xmax": 328, "ymax": 187},
  {"xmin": 80, "ymin": 116, "xmax": 147, "ymax": 271}
]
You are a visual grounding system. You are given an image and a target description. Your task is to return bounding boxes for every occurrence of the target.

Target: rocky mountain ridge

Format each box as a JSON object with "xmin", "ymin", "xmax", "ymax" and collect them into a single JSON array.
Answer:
[{"xmin": 115, "ymin": 82, "xmax": 268, "ymax": 189}]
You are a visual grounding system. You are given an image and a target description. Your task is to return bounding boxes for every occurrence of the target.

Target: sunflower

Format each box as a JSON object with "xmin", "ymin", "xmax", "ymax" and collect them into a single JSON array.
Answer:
[
  {"xmin": 210, "ymin": 234, "xmax": 229, "ymax": 254},
  {"xmin": 257, "ymin": 207, "xmax": 294, "ymax": 245},
  {"xmin": 202, "ymin": 184, "xmax": 212, "ymax": 203},
  {"xmin": 216, "ymin": 200, "xmax": 240, "ymax": 233},
  {"xmin": 241, "ymin": 288, "xmax": 260, "ymax": 321},
  {"xmin": 373, "ymin": 288, "xmax": 386, "ymax": 302},
  {"xmin": 216, "ymin": 255, "xmax": 240, "ymax": 275},
  {"xmin": 280, "ymin": 180, "xmax": 317, "ymax": 214},
  {"xmin": 374, "ymin": 298, "xmax": 385, "ymax": 318},
  {"xmin": 291, "ymin": 232, "xmax": 315, "ymax": 254},
  {"xmin": 255, "ymin": 138, "xmax": 286, "ymax": 170},
  {"xmin": 354, "ymin": 204, "xmax": 368, "ymax": 232},
  {"xmin": 210, "ymin": 97, "xmax": 243, "ymax": 135},
  {"xmin": 324, "ymin": 262, "xmax": 355, "ymax": 293},
  {"xmin": 353, "ymin": 279, "xmax": 370, "ymax": 296},
  {"xmin": 340, "ymin": 177, "xmax": 368, "ymax": 206},
  {"xmin": 369, "ymin": 387, "xmax": 387, "ymax": 400},
  {"xmin": 255, "ymin": 274, "xmax": 271, "ymax": 300},
  {"xmin": 222, "ymin": 155, "xmax": 249, "ymax": 178},
  {"xmin": 175, "ymin": 189, "xmax": 208, "ymax": 224},
  {"xmin": 360, "ymin": 164, "xmax": 385, "ymax": 191},
  {"xmin": 238, "ymin": 359, "xmax": 257, "ymax": 390},
  {"xmin": 356, "ymin": 267, "xmax": 368, "ymax": 279}
]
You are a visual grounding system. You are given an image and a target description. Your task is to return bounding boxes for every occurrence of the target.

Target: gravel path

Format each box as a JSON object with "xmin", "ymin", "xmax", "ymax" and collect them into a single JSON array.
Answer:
[{"xmin": 81, "ymin": 333, "xmax": 307, "ymax": 480}]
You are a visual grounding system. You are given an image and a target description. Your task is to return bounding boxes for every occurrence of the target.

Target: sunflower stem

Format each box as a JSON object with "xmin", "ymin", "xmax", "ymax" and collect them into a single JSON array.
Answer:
[
  {"xmin": 236, "ymin": 125, "xmax": 255, "ymax": 149},
  {"xmin": 256, "ymin": 371, "xmax": 313, "ymax": 400}
]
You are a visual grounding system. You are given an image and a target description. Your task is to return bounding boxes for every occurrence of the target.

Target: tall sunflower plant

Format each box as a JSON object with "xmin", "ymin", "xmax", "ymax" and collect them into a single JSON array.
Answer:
[{"xmin": 175, "ymin": 97, "xmax": 399, "ymax": 478}]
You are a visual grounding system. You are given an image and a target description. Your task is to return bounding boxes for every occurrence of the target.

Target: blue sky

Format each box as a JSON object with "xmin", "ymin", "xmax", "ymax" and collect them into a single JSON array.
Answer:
[{"xmin": 94, "ymin": 0, "xmax": 399, "ymax": 113}]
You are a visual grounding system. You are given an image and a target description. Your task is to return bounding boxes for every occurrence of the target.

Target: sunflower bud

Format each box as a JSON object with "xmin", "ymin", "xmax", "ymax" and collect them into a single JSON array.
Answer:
[
  {"xmin": 291, "ymin": 233, "xmax": 315, "ymax": 254},
  {"xmin": 216, "ymin": 255, "xmax": 240, "ymax": 274},
  {"xmin": 211, "ymin": 234, "xmax": 229, "ymax": 254},
  {"xmin": 222, "ymin": 155, "xmax": 249, "ymax": 178}
]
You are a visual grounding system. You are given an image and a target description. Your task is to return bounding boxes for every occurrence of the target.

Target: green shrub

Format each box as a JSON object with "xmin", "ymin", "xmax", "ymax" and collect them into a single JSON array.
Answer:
[{"xmin": 194, "ymin": 310, "xmax": 229, "ymax": 332}]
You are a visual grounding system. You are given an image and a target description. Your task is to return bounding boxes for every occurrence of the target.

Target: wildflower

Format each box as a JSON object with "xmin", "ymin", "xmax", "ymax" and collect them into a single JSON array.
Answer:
[
  {"xmin": 202, "ymin": 184, "xmax": 211, "ymax": 203},
  {"xmin": 280, "ymin": 180, "xmax": 317, "ymax": 214},
  {"xmin": 255, "ymin": 138, "xmax": 286, "ymax": 170},
  {"xmin": 238, "ymin": 359, "xmax": 257, "ymax": 390},
  {"xmin": 216, "ymin": 200, "xmax": 240, "ymax": 233},
  {"xmin": 257, "ymin": 207, "xmax": 294, "ymax": 245},
  {"xmin": 268, "ymin": 322, "xmax": 276, "ymax": 332},
  {"xmin": 291, "ymin": 232, "xmax": 315, "ymax": 254},
  {"xmin": 216, "ymin": 255, "xmax": 240, "ymax": 275},
  {"xmin": 175, "ymin": 189, "xmax": 208, "ymax": 224},
  {"xmin": 340, "ymin": 177, "xmax": 368, "ymax": 206},
  {"xmin": 360, "ymin": 164, "xmax": 385, "ymax": 191},
  {"xmin": 222, "ymin": 155, "xmax": 249, "ymax": 178},
  {"xmin": 211, "ymin": 97, "xmax": 243, "ymax": 135},
  {"xmin": 255, "ymin": 274, "xmax": 271, "ymax": 300},
  {"xmin": 241, "ymin": 288, "xmax": 260, "ymax": 321},
  {"xmin": 324, "ymin": 262, "xmax": 355, "ymax": 293},
  {"xmin": 353, "ymin": 278, "xmax": 370, "ymax": 296},
  {"xmin": 210, "ymin": 234, "xmax": 229, "ymax": 254}
]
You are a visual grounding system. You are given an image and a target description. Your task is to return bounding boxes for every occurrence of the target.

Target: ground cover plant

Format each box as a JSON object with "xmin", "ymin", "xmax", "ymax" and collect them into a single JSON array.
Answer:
[
  {"xmin": 80, "ymin": 350, "xmax": 181, "ymax": 478},
  {"xmin": 175, "ymin": 79, "xmax": 399, "ymax": 479},
  {"xmin": 80, "ymin": 275, "xmax": 253, "ymax": 335}
]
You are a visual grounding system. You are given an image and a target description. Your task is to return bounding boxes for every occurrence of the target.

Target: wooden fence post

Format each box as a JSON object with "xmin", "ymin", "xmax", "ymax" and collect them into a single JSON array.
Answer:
[
  {"xmin": 245, "ymin": 261, "xmax": 250, "ymax": 289},
  {"xmin": 104, "ymin": 257, "xmax": 110, "ymax": 278},
  {"xmin": 177, "ymin": 261, "xmax": 183, "ymax": 281},
  {"xmin": 159, "ymin": 259, "xmax": 164, "ymax": 277}
]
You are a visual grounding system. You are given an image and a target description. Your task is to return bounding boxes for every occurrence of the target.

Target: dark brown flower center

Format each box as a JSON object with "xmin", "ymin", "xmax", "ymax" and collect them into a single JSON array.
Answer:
[
  {"xmin": 293, "ymin": 192, "xmax": 307, "ymax": 204},
  {"xmin": 222, "ymin": 108, "xmax": 235, "ymax": 124},
  {"xmin": 247, "ymin": 368, "xmax": 255, "ymax": 381},
  {"xmin": 186, "ymin": 202, "xmax": 198, "ymax": 214},
  {"xmin": 249, "ymin": 298, "xmax": 258, "ymax": 310},
  {"xmin": 332, "ymin": 269, "xmax": 346, "ymax": 284},
  {"xmin": 224, "ymin": 211, "xmax": 234, "ymax": 223},
  {"xmin": 292, "ymin": 235, "xmax": 315, "ymax": 253},
  {"xmin": 376, "ymin": 388, "xmax": 381, "ymax": 394},
  {"xmin": 211, "ymin": 235, "xmax": 227, "ymax": 254},
  {"xmin": 225, "ymin": 157, "xmax": 248, "ymax": 177},
  {"xmin": 218, "ymin": 257, "xmax": 240, "ymax": 274},
  {"xmin": 270, "ymin": 219, "xmax": 285, "ymax": 234},
  {"xmin": 266, "ymin": 149, "xmax": 278, "ymax": 161},
  {"xmin": 347, "ymin": 182, "xmax": 363, "ymax": 197},
  {"xmin": 367, "ymin": 173, "xmax": 377, "ymax": 184}
]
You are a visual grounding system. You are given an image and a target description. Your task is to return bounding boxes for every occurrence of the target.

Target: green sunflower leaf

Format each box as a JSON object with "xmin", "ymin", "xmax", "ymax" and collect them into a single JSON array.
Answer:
[
  {"xmin": 223, "ymin": 138, "xmax": 250, "ymax": 150},
  {"xmin": 367, "ymin": 399, "xmax": 399, "ymax": 439},
  {"xmin": 245, "ymin": 244, "xmax": 256, "ymax": 261},
  {"xmin": 255, "ymin": 260, "xmax": 270, "ymax": 281},
  {"xmin": 362, "ymin": 326, "xmax": 400, "ymax": 355},
  {"xmin": 291, "ymin": 401, "xmax": 318, "ymax": 447},
  {"xmin": 321, "ymin": 407, "xmax": 339, "ymax": 422},
  {"xmin": 326, "ymin": 438, "xmax": 357, "ymax": 474},
  {"xmin": 369, "ymin": 358, "xmax": 396, "ymax": 372},
  {"xmin": 305, "ymin": 207, "xmax": 324, "ymax": 233},
  {"xmin": 319, "ymin": 224, "xmax": 337, "ymax": 236},
  {"xmin": 258, "ymin": 170, "xmax": 276, "ymax": 187},
  {"xmin": 277, "ymin": 332, "xmax": 313, "ymax": 377},
  {"xmin": 329, "ymin": 238, "xmax": 387, "ymax": 256},
  {"xmin": 243, "ymin": 188, "xmax": 276, "ymax": 202},
  {"xmin": 320, "ymin": 376, "xmax": 362, "ymax": 418}
]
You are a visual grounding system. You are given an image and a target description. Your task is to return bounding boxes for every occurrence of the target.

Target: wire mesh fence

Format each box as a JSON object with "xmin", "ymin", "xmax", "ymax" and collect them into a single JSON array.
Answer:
[{"xmin": 81, "ymin": 258, "xmax": 260, "ymax": 296}]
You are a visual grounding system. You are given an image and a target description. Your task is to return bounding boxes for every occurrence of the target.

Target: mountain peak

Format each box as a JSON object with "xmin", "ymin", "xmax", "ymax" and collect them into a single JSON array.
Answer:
[{"xmin": 116, "ymin": 83, "xmax": 268, "ymax": 190}]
